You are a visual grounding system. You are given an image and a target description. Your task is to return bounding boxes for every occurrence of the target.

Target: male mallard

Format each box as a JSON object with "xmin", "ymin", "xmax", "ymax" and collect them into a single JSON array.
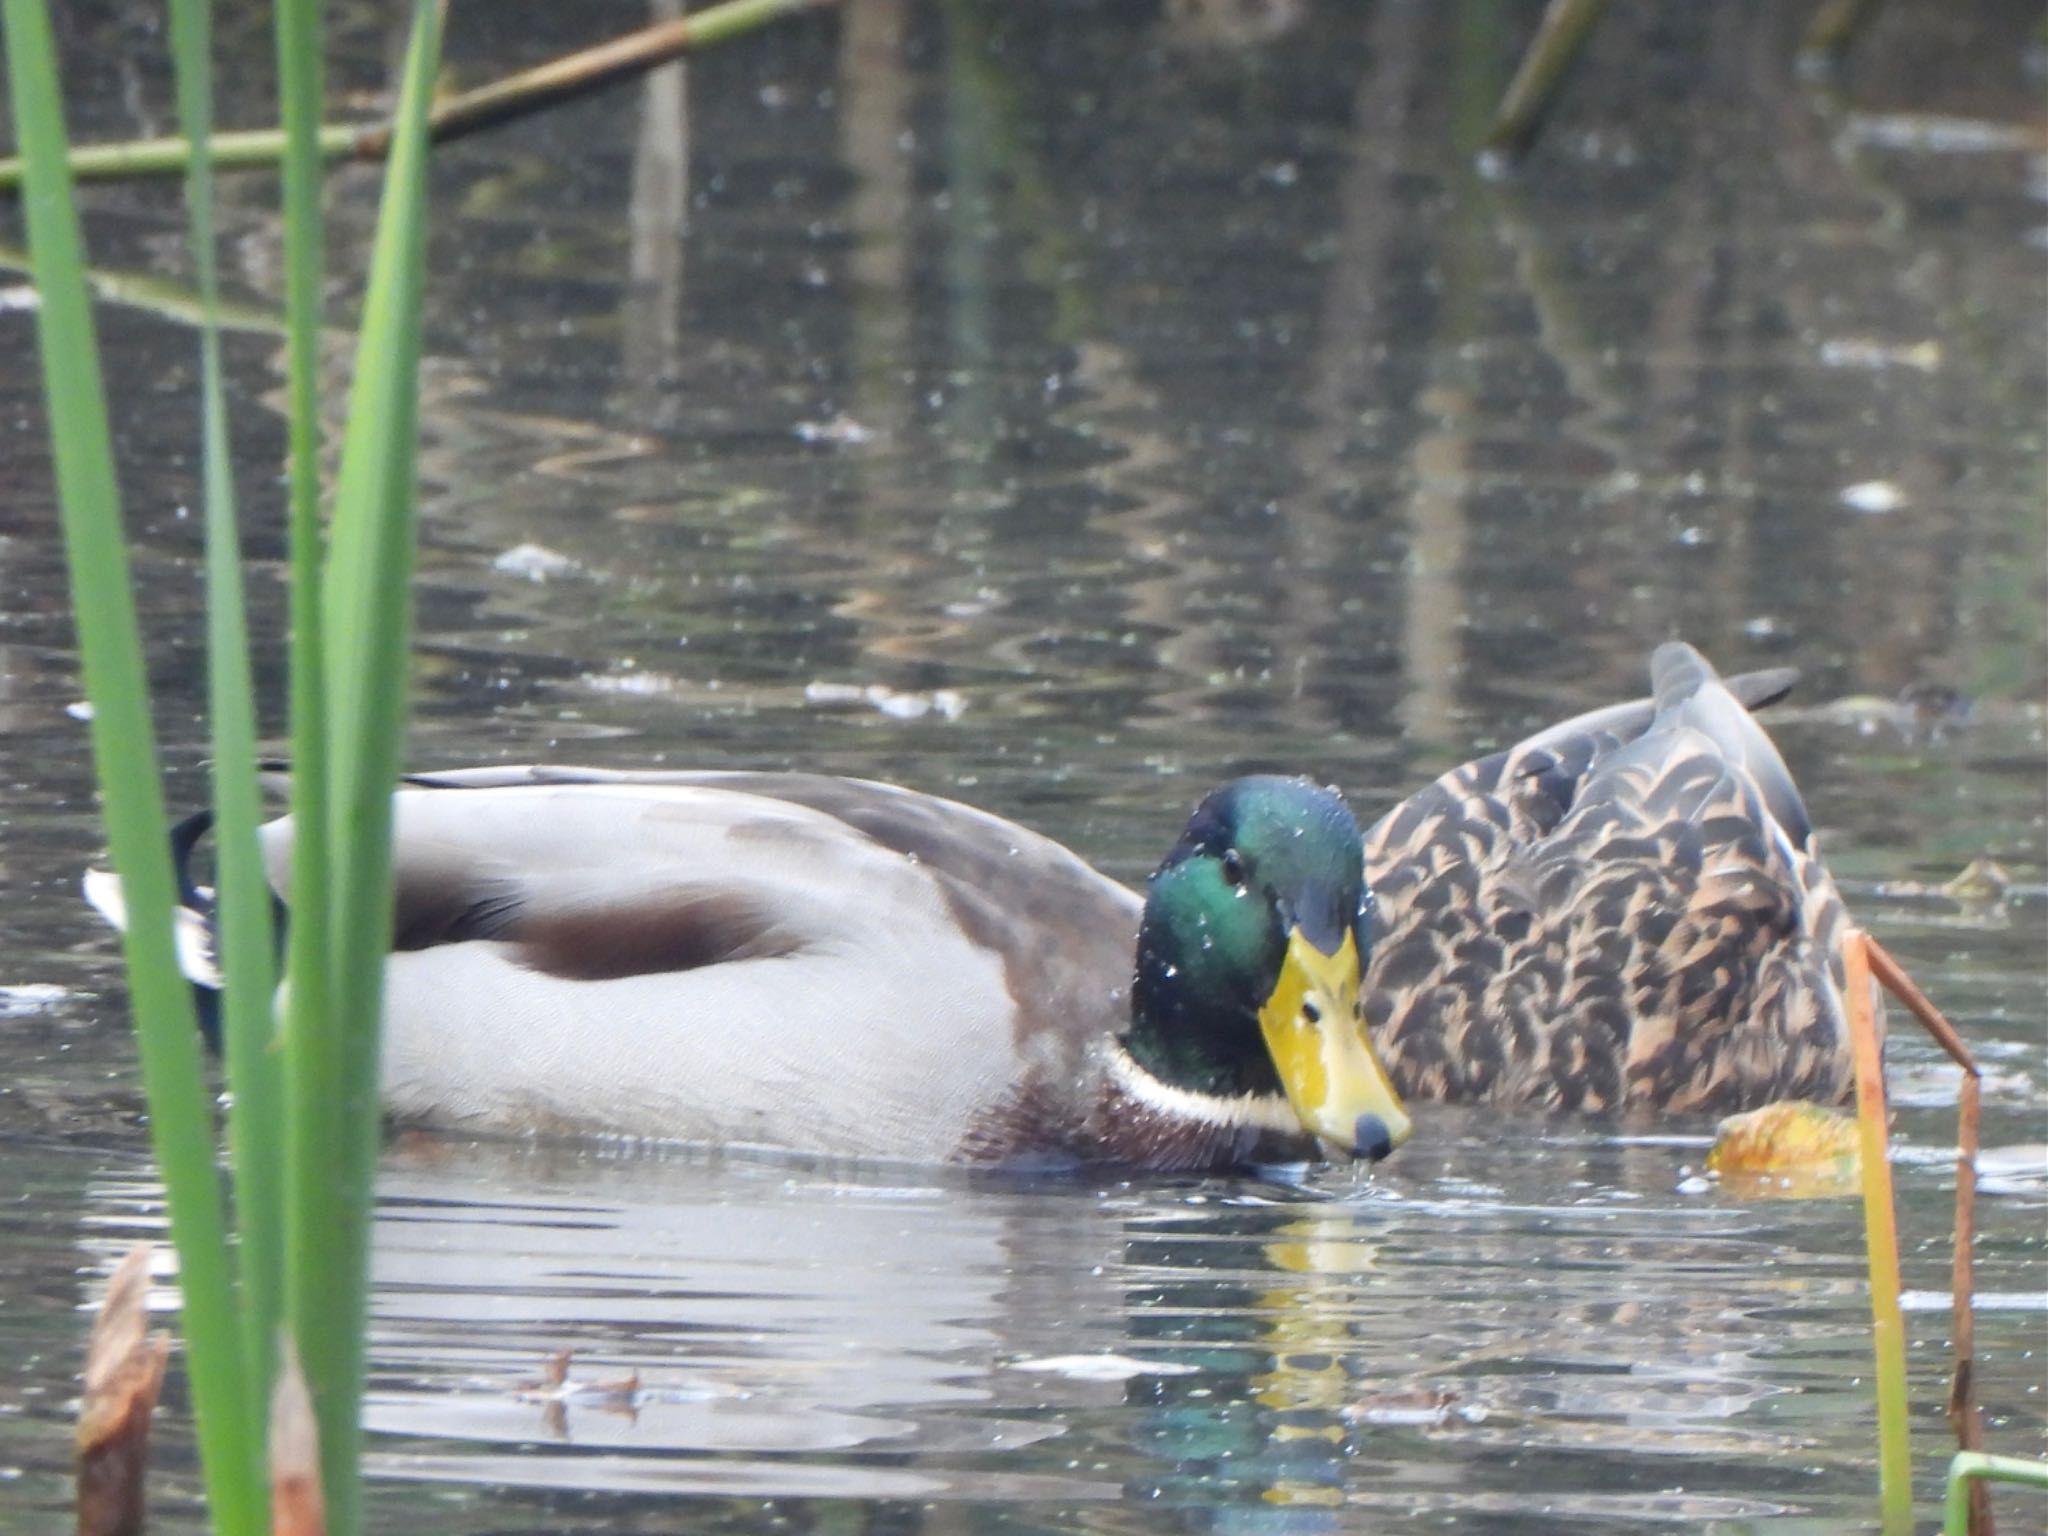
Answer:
[
  {"xmin": 89, "ymin": 642, "xmax": 1856, "ymax": 1169},
  {"xmin": 94, "ymin": 772, "xmax": 1410, "ymax": 1171}
]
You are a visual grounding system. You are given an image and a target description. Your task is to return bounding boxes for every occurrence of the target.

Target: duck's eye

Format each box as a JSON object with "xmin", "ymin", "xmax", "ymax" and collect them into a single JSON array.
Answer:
[
  {"xmin": 1302, "ymin": 998, "xmax": 1323, "ymax": 1025},
  {"xmin": 1220, "ymin": 848, "xmax": 1247, "ymax": 888}
]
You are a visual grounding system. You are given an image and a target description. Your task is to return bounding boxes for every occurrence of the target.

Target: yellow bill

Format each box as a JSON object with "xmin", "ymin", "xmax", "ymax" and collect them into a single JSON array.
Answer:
[{"xmin": 1258, "ymin": 927, "xmax": 1412, "ymax": 1160}]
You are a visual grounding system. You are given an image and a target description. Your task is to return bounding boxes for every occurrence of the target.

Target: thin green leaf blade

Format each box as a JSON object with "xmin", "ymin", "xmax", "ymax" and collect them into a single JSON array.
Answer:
[
  {"xmin": 167, "ymin": 0, "xmax": 286, "ymax": 1444},
  {"xmin": 285, "ymin": 2, "xmax": 441, "ymax": 1528},
  {"xmin": 275, "ymin": 0, "xmax": 335, "ymax": 1167},
  {"xmin": 1, "ymin": 1, "xmax": 262, "ymax": 1529}
]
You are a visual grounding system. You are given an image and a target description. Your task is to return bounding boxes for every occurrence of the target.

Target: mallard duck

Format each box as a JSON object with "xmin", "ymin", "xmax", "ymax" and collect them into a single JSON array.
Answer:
[
  {"xmin": 1360, "ymin": 642, "xmax": 1861, "ymax": 1114},
  {"xmin": 88, "ymin": 641, "xmax": 1857, "ymax": 1169},
  {"xmin": 92, "ymin": 771, "xmax": 1410, "ymax": 1171}
]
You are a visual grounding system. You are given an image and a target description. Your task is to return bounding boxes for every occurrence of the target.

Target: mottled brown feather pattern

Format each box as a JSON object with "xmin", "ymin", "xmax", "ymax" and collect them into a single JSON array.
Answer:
[{"xmin": 1362, "ymin": 645, "xmax": 1861, "ymax": 1114}]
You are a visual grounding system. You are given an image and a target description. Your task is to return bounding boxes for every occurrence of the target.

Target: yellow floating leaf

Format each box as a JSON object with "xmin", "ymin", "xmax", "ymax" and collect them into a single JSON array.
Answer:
[
  {"xmin": 1942, "ymin": 857, "xmax": 2011, "ymax": 904},
  {"xmin": 1708, "ymin": 1100, "xmax": 1862, "ymax": 1199}
]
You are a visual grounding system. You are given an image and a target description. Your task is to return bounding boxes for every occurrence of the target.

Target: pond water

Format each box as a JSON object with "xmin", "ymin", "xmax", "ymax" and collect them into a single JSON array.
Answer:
[{"xmin": 1, "ymin": 1, "xmax": 2044, "ymax": 1531}]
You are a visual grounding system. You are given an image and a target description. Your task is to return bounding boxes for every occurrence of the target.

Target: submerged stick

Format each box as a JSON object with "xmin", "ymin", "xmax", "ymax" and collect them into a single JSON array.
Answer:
[
  {"xmin": 76, "ymin": 1246, "xmax": 170, "ymax": 1536},
  {"xmin": 1867, "ymin": 935, "xmax": 1979, "ymax": 1069},
  {"xmin": 0, "ymin": 240, "xmax": 286, "ymax": 333},
  {"xmin": 1869, "ymin": 935, "xmax": 1991, "ymax": 1534},
  {"xmin": 0, "ymin": 0, "xmax": 836, "ymax": 192},
  {"xmin": 1847, "ymin": 929, "xmax": 1913, "ymax": 1536},
  {"xmin": 1478, "ymin": 0, "xmax": 1613, "ymax": 173},
  {"xmin": 1949, "ymin": 1073, "xmax": 1992, "ymax": 1536},
  {"xmin": 403, "ymin": 0, "xmax": 835, "ymax": 148}
]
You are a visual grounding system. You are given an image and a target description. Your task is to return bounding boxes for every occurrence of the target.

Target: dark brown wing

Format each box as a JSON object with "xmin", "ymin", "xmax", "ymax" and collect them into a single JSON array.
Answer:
[{"xmin": 1361, "ymin": 644, "xmax": 1855, "ymax": 1114}]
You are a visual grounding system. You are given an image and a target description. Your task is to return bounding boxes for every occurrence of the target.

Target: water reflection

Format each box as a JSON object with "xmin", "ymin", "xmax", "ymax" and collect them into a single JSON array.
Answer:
[
  {"xmin": 59, "ymin": 1120, "xmax": 1977, "ymax": 1532},
  {"xmin": 362, "ymin": 1147, "xmax": 1128, "ymax": 1506},
  {"xmin": 620, "ymin": 0, "xmax": 689, "ymax": 417}
]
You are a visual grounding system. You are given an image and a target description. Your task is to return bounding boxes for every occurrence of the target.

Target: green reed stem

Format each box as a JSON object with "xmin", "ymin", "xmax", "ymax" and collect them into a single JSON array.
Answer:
[
  {"xmin": 0, "ymin": 1, "xmax": 263, "ymax": 1529},
  {"xmin": 273, "ymin": 7, "xmax": 337, "ymax": 1446},
  {"xmin": 1846, "ymin": 932, "xmax": 1913, "ymax": 1534},
  {"xmin": 0, "ymin": 122, "xmax": 358, "ymax": 187},
  {"xmin": 281, "ymin": 3, "xmax": 440, "ymax": 1527},
  {"xmin": 168, "ymin": 0, "xmax": 287, "ymax": 1441},
  {"xmin": 1945, "ymin": 1452, "xmax": 2048, "ymax": 1536},
  {"xmin": 0, "ymin": 0, "xmax": 834, "ymax": 191}
]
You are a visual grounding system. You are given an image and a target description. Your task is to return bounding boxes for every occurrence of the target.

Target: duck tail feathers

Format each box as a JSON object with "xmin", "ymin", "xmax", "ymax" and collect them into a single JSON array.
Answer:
[
  {"xmin": 1726, "ymin": 665, "xmax": 1798, "ymax": 712},
  {"xmin": 1649, "ymin": 641, "xmax": 1717, "ymax": 712},
  {"xmin": 1649, "ymin": 642, "xmax": 1814, "ymax": 846},
  {"xmin": 82, "ymin": 809, "xmax": 228, "ymax": 1051}
]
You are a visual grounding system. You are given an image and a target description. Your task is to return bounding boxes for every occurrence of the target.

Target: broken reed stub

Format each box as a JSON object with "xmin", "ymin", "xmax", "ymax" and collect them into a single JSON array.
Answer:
[{"xmin": 76, "ymin": 1245, "xmax": 169, "ymax": 1536}]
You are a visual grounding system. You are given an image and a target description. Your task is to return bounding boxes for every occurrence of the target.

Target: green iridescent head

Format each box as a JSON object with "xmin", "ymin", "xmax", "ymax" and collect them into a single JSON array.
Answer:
[{"xmin": 1126, "ymin": 775, "xmax": 1411, "ymax": 1161}]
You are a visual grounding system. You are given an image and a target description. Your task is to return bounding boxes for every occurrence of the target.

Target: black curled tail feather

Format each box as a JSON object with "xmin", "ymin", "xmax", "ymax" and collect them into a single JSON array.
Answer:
[
  {"xmin": 169, "ymin": 808, "xmax": 217, "ymax": 914},
  {"xmin": 166, "ymin": 807, "xmax": 225, "ymax": 1054},
  {"xmin": 163, "ymin": 807, "xmax": 288, "ymax": 1057}
]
